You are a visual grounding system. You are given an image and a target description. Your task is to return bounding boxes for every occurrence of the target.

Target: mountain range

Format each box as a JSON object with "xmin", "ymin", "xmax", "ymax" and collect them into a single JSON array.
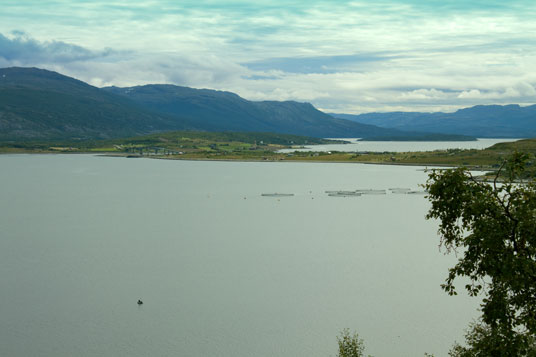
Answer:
[
  {"xmin": 1, "ymin": 67, "xmax": 532, "ymax": 142},
  {"xmin": 0, "ymin": 67, "xmax": 408, "ymax": 141},
  {"xmin": 102, "ymin": 84, "xmax": 400, "ymax": 138},
  {"xmin": 0, "ymin": 67, "xmax": 197, "ymax": 141},
  {"xmin": 332, "ymin": 104, "xmax": 536, "ymax": 138}
]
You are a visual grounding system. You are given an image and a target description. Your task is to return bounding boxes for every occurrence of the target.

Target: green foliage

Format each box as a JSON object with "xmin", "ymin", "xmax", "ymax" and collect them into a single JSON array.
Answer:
[
  {"xmin": 334, "ymin": 329, "xmax": 439, "ymax": 356},
  {"xmin": 449, "ymin": 321, "xmax": 536, "ymax": 357},
  {"xmin": 337, "ymin": 329, "xmax": 368, "ymax": 357},
  {"xmin": 426, "ymin": 152, "xmax": 536, "ymax": 354},
  {"xmin": 114, "ymin": 130, "xmax": 335, "ymax": 146},
  {"xmin": 0, "ymin": 130, "xmax": 336, "ymax": 154}
]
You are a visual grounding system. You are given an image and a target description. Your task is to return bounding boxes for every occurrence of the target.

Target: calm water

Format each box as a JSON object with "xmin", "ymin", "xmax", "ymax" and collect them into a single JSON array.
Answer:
[
  {"xmin": 279, "ymin": 138, "xmax": 519, "ymax": 153},
  {"xmin": 0, "ymin": 155, "xmax": 479, "ymax": 357}
]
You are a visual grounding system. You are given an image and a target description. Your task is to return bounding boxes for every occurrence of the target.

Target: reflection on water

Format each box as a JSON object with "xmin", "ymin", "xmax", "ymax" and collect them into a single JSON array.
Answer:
[{"xmin": 0, "ymin": 154, "xmax": 479, "ymax": 357}]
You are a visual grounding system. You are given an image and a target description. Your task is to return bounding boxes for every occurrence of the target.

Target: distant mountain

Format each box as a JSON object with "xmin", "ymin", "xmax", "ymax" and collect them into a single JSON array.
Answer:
[
  {"xmin": 0, "ymin": 67, "xmax": 197, "ymax": 140},
  {"xmin": 332, "ymin": 104, "xmax": 536, "ymax": 138},
  {"xmin": 102, "ymin": 84, "xmax": 405, "ymax": 138}
]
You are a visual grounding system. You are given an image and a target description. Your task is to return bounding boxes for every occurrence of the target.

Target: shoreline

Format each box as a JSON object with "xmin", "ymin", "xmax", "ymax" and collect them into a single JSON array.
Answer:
[
  {"xmin": 0, "ymin": 150, "xmax": 501, "ymax": 172},
  {"xmin": 98, "ymin": 153, "xmax": 476, "ymax": 169},
  {"xmin": 0, "ymin": 151, "xmax": 487, "ymax": 169}
]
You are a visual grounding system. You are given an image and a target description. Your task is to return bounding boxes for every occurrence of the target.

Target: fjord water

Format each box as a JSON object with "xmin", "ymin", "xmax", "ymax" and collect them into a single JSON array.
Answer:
[
  {"xmin": 0, "ymin": 155, "xmax": 479, "ymax": 356},
  {"xmin": 279, "ymin": 137, "xmax": 519, "ymax": 153}
]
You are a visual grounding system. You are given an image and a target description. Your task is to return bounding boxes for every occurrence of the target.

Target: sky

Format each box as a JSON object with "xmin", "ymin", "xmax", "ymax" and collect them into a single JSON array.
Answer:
[{"xmin": 1, "ymin": 0, "xmax": 536, "ymax": 114}]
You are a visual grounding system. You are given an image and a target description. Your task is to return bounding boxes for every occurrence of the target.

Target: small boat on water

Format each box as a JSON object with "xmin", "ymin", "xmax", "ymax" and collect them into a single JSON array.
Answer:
[
  {"xmin": 390, "ymin": 188, "xmax": 412, "ymax": 194},
  {"xmin": 335, "ymin": 190, "xmax": 360, "ymax": 195},
  {"xmin": 325, "ymin": 190, "xmax": 362, "ymax": 196},
  {"xmin": 328, "ymin": 192, "xmax": 362, "ymax": 197},
  {"xmin": 407, "ymin": 190, "xmax": 427, "ymax": 195},
  {"xmin": 261, "ymin": 193, "xmax": 294, "ymax": 197},
  {"xmin": 356, "ymin": 189, "xmax": 386, "ymax": 195}
]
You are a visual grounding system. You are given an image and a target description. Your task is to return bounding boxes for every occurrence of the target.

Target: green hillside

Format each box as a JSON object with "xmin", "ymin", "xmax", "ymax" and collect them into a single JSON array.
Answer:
[
  {"xmin": 103, "ymin": 84, "xmax": 407, "ymax": 138},
  {"xmin": 1, "ymin": 67, "xmax": 408, "ymax": 141},
  {"xmin": 0, "ymin": 130, "xmax": 340, "ymax": 155},
  {"xmin": 1, "ymin": 67, "xmax": 482, "ymax": 141},
  {"xmin": 0, "ymin": 67, "xmax": 196, "ymax": 140}
]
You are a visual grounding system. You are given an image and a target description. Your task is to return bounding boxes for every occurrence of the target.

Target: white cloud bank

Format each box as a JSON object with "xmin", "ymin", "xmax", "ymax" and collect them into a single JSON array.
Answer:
[{"xmin": 0, "ymin": 1, "xmax": 535, "ymax": 113}]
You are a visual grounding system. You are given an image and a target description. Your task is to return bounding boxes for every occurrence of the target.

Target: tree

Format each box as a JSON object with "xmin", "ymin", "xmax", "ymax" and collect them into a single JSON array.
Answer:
[
  {"xmin": 448, "ymin": 321, "xmax": 536, "ymax": 357},
  {"xmin": 425, "ymin": 153, "xmax": 536, "ymax": 355},
  {"xmin": 337, "ymin": 329, "xmax": 367, "ymax": 357}
]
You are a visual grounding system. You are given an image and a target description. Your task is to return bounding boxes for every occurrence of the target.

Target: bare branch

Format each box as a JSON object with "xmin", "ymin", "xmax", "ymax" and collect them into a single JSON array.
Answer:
[{"xmin": 494, "ymin": 159, "xmax": 507, "ymax": 190}]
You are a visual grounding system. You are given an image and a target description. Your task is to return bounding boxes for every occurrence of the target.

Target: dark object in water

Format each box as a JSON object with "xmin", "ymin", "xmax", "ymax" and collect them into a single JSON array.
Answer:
[
  {"xmin": 137, "ymin": 299, "xmax": 143, "ymax": 305},
  {"xmin": 261, "ymin": 193, "xmax": 294, "ymax": 197}
]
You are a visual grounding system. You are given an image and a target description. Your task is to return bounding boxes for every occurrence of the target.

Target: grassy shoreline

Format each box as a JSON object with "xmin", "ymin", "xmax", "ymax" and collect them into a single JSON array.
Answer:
[
  {"xmin": 2, "ymin": 134, "xmax": 535, "ymax": 172},
  {"xmin": 0, "ymin": 145, "xmax": 518, "ymax": 170}
]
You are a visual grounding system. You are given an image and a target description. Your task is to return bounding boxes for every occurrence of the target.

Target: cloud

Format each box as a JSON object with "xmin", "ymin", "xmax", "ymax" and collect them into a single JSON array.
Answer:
[
  {"xmin": 0, "ymin": 31, "xmax": 115, "ymax": 65},
  {"xmin": 458, "ymin": 83, "xmax": 536, "ymax": 100},
  {"xmin": 243, "ymin": 53, "xmax": 400, "ymax": 74},
  {"xmin": 1, "ymin": 1, "xmax": 536, "ymax": 113},
  {"xmin": 399, "ymin": 89, "xmax": 450, "ymax": 101},
  {"xmin": 45, "ymin": 50, "xmax": 256, "ymax": 92}
]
